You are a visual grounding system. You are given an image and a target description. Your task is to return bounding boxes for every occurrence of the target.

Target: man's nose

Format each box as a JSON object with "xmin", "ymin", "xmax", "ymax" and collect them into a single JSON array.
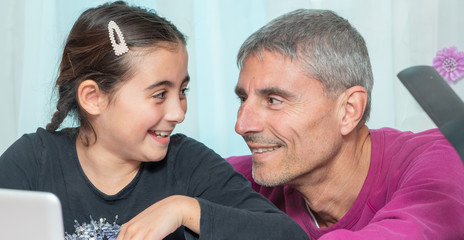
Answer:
[{"xmin": 235, "ymin": 99, "xmax": 263, "ymax": 136}]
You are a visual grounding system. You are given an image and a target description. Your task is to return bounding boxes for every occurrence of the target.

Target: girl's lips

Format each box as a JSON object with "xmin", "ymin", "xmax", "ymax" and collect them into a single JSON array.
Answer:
[{"xmin": 148, "ymin": 130, "xmax": 171, "ymax": 145}]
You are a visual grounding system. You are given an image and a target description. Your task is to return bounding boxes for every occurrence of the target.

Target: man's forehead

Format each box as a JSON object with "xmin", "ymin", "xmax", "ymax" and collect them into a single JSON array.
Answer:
[{"xmin": 240, "ymin": 52, "xmax": 308, "ymax": 76}]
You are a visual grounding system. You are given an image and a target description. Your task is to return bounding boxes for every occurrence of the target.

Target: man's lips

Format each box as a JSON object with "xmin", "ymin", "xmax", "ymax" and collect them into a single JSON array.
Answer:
[{"xmin": 246, "ymin": 143, "xmax": 281, "ymax": 154}]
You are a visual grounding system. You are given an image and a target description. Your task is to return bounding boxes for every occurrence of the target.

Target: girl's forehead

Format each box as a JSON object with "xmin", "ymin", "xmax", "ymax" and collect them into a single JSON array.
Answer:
[
  {"xmin": 126, "ymin": 44, "xmax": 186, "ymax": 65},
  {"xmin": 119, "ymin": 45, "xmax": 188, "ymax": 85}
]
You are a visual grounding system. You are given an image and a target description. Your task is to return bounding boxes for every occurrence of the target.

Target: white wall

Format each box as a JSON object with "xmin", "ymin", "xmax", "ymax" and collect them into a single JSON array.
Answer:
[{"xmin": 1, "ymin": 0, "xmax": 464, "ymax": 157}]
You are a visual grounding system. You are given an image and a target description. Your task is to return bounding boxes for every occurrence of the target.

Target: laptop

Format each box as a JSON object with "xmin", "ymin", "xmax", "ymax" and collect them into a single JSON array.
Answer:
[{"xmin": 0, "ymin": 188, "xmax": 64, "ymax": 240}]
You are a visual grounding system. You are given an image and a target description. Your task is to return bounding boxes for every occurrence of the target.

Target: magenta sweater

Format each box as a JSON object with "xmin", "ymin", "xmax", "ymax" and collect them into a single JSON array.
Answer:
[{"xmin": 228, "ymin": 128, "xmax": 464, "ymax": 239}]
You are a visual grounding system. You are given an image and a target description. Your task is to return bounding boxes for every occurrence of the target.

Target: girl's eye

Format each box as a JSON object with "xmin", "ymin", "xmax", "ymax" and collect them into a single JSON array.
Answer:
[
  {"xmin": 181, "ymin": 87, "xmax": 190, "ymax": 96},
  {"xmin": 153, "ymin": 91, "xmax": 166, "ymax": 99}
]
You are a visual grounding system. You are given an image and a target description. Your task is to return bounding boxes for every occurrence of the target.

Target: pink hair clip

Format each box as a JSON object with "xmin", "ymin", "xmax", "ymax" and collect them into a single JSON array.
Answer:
[{"xmin": 108, "ymin": 20, "xmax": 129, "ymax": 56}]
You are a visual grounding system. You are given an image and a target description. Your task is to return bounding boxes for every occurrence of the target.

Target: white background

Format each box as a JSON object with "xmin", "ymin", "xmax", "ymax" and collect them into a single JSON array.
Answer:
[{"xmin": 1, "ymin": 0, "xmax": 464, "ymax": 157}]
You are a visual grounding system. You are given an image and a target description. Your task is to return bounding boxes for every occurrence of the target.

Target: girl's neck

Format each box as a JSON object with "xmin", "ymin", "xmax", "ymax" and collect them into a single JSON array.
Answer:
[{"xmin": 75, "ymin": 136, "xmax": 141, "ymax": 195}]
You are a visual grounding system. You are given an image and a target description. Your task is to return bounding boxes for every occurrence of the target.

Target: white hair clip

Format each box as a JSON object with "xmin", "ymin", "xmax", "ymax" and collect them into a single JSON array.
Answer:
[{"xmin": 108, "ymin": 20, "xmax": 129, "ymax": 56}]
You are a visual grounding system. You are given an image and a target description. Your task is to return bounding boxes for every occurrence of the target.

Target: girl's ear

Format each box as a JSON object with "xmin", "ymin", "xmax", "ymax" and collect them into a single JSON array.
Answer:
[
  {"xmin": 77, "ymin": 80, "xmax": 106, "ymax": 116},
  {"xmin": 338, "ymin": 86, "xmax": 367, "ymax": 136}
]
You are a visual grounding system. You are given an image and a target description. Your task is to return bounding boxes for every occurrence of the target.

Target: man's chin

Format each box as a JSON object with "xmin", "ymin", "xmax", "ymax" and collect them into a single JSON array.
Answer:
[{"xmin": 252, "ymin": 168, "xmax": 287, "ymax": 187}]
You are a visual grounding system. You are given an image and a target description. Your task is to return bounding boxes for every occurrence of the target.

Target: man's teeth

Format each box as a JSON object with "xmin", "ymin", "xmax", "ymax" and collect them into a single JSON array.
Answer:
[
  {"xmin": 252, "ymin": 147, "xmax": 278, "ymax": 153},
  {"xmin": 155, "ymin": 131, "xmax": 169, "ymax": 137}
]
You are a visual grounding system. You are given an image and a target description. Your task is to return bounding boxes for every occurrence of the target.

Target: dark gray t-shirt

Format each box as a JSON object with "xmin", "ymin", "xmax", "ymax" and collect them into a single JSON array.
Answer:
[{"xmin": 0, "ymin": 128, "xmax": 308, "ymax": 240}]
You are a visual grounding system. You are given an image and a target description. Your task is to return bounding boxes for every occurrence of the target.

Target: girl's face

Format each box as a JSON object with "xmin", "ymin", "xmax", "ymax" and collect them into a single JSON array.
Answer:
[{"xmin": 94, "ymin": 46, "xmax": 189, "ymax": 163}]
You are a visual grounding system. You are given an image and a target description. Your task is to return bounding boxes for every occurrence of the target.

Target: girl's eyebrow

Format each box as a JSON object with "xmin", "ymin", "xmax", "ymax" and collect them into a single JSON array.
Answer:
[
  {"xmin": 145, "ymin": 80, "xmax": 172, "ymax": 90},
  {"xmin": 145, "ymin": 75, "xmax": 190, "ymax": 90}
]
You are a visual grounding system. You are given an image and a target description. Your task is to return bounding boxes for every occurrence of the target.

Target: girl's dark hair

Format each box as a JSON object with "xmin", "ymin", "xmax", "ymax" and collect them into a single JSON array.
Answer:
[{"xmin": 46, "ymin": 1, "xmax": 186, "ymax": 145}]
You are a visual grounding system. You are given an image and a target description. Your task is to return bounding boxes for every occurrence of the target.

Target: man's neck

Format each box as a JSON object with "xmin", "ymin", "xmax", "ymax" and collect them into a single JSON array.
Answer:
[{"xmin": 292, "ymin": 125, "xmax": 371, "ymax": 228}]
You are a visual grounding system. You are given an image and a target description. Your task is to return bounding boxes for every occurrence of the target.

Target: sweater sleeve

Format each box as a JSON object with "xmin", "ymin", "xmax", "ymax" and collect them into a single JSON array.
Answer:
[
  {"xmin": 0, "ymin": 133, "xmax": 41, "ymax": 190},
  {"xmin": 173, "ymin": 136, "xmax": 309, "ymax": 240},
  {"xmin": 319, "ymin": 144, "xmax": 464, "ymax": 240}
]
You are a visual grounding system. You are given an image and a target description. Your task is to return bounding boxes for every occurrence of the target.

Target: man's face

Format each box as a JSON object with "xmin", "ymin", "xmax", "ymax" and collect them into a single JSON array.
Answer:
[{"xmin": 235, "ymin": 51, "xmax": 342, "ymax": 187}]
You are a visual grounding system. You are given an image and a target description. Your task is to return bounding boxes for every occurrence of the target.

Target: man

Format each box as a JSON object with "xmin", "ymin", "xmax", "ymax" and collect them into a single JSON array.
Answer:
[{"xmin": 228, "ymin": 9, "xmax": 464, "ymax": 239}]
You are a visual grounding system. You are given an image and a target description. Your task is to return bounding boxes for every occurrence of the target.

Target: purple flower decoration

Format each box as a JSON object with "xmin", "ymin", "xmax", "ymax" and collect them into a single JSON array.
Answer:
[{"xmin": 433, "ymin": 46, "xmax": 464, "ymax": 82}]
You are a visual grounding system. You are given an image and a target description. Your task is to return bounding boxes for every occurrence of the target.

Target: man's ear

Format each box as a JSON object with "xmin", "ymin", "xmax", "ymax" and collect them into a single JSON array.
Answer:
[
  {"xmin": 338, "ymin": 86, "xmax": 367, "ymax": 136},
  {"xmin": 77, "ymin": 80, "xmax": 106, "ymax": 116}
]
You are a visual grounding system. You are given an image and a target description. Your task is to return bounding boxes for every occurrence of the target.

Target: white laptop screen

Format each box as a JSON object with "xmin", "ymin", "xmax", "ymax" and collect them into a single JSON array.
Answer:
[{"xmin": 0, "ymin": 188, "xmax": 64, "ymax": 240}]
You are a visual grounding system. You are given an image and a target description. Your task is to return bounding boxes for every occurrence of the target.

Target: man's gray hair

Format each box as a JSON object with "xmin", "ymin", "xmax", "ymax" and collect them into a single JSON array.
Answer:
[{"xmin": 237, "ymin": 9, "xmax": 374, "ymax": 123}]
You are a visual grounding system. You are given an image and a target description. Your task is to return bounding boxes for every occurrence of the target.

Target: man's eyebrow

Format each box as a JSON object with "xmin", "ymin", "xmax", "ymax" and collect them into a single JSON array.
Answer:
[
  {"xmin": 258, "ymin": 87, "xmax": 293, "ymax": 98},
  {"xmin": 145, "ymin": 75, "xmax": 190, "ymax": 90},
  {"xmin": 235, "ymin": 86, "xmax": 247, "ymax": 96},
  {"xmin": 235, "ymin": 86, "xmax": 294, "ymax": 99}
]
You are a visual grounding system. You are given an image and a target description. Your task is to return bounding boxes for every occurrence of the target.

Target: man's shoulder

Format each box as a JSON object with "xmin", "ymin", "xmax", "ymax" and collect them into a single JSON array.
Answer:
[
  {"xmin": 370, "ymin": 127, "xmax": 463, "ymax": 187},
  {"xmin": 372, "ymin": 127, "xmax": 455, "ymax": 154},
  {"xmin": 372, "ymin": 127, "xmax": 444, "ymax": 139}
]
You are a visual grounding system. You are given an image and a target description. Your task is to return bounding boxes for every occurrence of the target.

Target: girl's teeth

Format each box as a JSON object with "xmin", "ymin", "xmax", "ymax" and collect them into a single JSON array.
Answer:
[{"xmin": 154, "ymin": 131, "xmax": 169, "ymax": 137}]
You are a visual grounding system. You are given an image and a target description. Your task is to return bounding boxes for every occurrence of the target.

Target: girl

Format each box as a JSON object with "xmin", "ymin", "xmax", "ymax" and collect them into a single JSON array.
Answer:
[{"xmin": 0, "ymin": 1, "xmax": 308, "ymax": 240}]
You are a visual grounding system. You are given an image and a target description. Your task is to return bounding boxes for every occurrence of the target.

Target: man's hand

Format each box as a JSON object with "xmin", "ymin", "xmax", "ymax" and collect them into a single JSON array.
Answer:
[{"xmin": 116, "ymin": 195, "xmax": 201, "ymax": 240}]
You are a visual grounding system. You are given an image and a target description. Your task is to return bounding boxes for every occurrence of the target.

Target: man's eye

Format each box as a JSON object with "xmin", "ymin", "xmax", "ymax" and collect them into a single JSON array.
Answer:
[
  {"xmin": 268, "ymin": 97, "xmax": 282, "ymax": 104},
  {"xmin": 237, "ymin": 96, "xmax": 247, "ymax": 103}
]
